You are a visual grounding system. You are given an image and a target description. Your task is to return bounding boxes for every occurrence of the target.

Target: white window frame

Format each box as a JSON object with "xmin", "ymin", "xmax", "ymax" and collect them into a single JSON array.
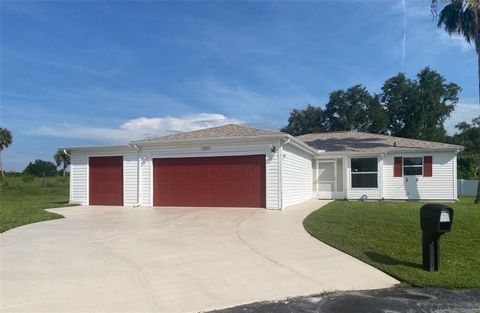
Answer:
[
  {"xmin": 403, "ymin": 157, "xmax": 423, "ymax": 176},
  {"xmin": 350, "ymin": 157, "xmax": 378, "ymax": 189}
]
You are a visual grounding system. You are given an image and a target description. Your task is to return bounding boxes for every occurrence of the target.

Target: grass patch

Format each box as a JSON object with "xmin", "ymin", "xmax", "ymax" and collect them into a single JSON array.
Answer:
[
  {"xmin": 303, "ymin": 197, "xmax": 480, "ymax": 288},
  {"xmin": 0, "ymin": 176, "xmax": 70, "ymax": 233}
]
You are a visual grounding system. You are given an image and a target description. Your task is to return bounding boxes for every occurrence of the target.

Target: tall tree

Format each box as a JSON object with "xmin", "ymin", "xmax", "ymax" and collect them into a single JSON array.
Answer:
[
  {"xmin": 382, "ymin": 67, "xmax": 459, "ymax": 142},
  {"xmin": 324, "ymin": 85, "xmax": 372, "ymax": 132},
  {"xmin": 452, "ymin": 116, "xmax": 480, "ymax": 203},
  {"xmin": 54, "ymin": 150, "xmax": 70, "ymax": 177},
  {"xmin": 0, "ymin": 128, "xmax": 12, "ymax": 177},
  {"xmin": 380, "ymin": 73, "xmax": 414, "ymax": 137},
  {"xmin": 433, "ymin": 0, "xmax": 479, "ymax": 102},
  {"xmin": 323, "ymin": 85, "xmax": 388, "ymax": 132},
  {"xmin": 364, "ymin": 95, "xmax": 389, "ymax": 134},
  {"xmin": 281, "ymin": 105, "xmax": 327, "ymax": 136},
  {"xmin": 433, "ymin": 0, "xmax": 480, "ymax": 204},
  {"xmin": 282, "ymin": 68, "xmax": 457, "ymax": 138},
  {"xmin": 282, "ymin": 85, "xmax": 388, "ymax": 136}
]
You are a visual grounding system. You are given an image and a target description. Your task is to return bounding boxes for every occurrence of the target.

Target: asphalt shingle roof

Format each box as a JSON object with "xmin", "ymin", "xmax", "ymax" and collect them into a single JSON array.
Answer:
[
  {"xmin": 135, "ymin": 124, "xmax": 283, "ymax": 142},
  {"xmin": 296, "ymin": 131, "xmax": 462, "ymax": 153},
  {"xmin": 134, "ymin": 124, "xmax": 461, "ymax": 152}
]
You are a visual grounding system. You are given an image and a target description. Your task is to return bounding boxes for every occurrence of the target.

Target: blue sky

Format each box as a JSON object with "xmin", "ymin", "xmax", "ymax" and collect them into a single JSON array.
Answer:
[{"xmin": 1, "ymin": 0, "xmax": 478, "ymax": 171}]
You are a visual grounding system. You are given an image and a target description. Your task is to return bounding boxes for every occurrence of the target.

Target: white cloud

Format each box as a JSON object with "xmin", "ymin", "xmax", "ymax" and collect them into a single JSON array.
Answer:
[
  {"xmin": 28, "ymin": 113, "xmax": 242, "ymax": 144},
  {"xmin": 437, "ymin": 31, "xmax": 475, "ymax": 52}
]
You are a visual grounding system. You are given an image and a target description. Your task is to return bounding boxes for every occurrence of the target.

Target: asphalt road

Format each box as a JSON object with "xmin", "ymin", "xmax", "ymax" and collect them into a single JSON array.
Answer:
[{"xmin": 211, "ymin": 287, "xmax": 480, "ymax": 313}]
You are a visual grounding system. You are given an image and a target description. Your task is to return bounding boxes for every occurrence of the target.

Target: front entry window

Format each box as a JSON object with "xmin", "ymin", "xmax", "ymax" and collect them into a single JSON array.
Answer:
[{"xmin": 351, "ymin": 158, "xmax": 378, "ymax": 188}]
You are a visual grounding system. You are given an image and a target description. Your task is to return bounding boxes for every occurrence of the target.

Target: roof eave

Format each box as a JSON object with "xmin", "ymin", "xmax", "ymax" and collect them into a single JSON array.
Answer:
[
  {"xmin": 129, "ymin": 134, "xmax": 288, "ymax": 146},
  {"xmin": 283, "ymin": 134, "xmax": 319, "ymax": 155},
  {"xmin": 313, "ymin": 146, "xmax": 463, "ymax": 157},
  {"xmin": 62, "ymin": 144, "xmax": 132, "ymax": 153},
  {"xmin": 384, "ymin": 146, "xmax": 464, "ymax": 154}
]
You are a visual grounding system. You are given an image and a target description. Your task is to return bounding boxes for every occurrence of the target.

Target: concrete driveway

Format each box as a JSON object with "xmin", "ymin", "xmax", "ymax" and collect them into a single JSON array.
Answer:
[{"xmin": 0, "ymin": 200, "xmax": 397, "ymax": 313}]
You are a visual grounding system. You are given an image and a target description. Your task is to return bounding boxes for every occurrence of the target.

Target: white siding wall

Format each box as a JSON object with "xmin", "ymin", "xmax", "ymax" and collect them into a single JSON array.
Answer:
[
  {"xmin": 383, "ymin": 153, "xmax": 456, "ymax": 200},
  {"xmin": 69, "ymin": 142, "xmax": 282, "ymax": 208},
  {"xmin": 139, "ymin": 158, "xmax": 151, "ymax": 206},
  {"xmin": 266, "ymin": 141, "xmax": 280, "ymax": 209},
  {"xmin": 281, "ymin": 144, "xmax": 314, "ymax": 208},
  {"xmin": 123, "ymin": 153, "xmax": 138, "ymax": 206},
  {"xmin": 70, "ymin": 152, "xmax": 88, "ymax": 205},
  {"xmin": 69, "ymin": 150, "xmax": 138, "ymax": 206}
]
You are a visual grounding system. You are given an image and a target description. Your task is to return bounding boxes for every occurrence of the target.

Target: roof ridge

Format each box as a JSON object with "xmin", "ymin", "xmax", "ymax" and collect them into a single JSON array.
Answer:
[
  {"xmin": 132, "ymin": 123, "xmax": 283, "ymax": 143},
  {"xmin": 295, "ymin": 130, "xmax": 462, "ymax": 152},
  {"xmin": 297, "ymin": 131, "xmax": 460, "ymax": 146}
]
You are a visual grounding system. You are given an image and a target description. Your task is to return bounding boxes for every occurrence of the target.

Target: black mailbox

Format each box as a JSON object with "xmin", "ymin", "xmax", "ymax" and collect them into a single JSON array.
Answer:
[{"xmin": 420, "ymin": 204, "xmax": 454, "ymax": 271}]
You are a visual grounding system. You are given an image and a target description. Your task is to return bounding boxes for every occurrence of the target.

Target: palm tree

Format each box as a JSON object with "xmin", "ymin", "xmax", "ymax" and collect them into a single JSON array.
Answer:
[
  {"xmin": 0, "ymin": 128, "xmax": 12, "ymax": 177},
  {"xmin": 434, "ymin": 0, "xmax": 480, "ymax": 204},
  {"xmin": 433, "ymin": 0, "xmax": 479, "ymax": 100},
  {"xmin": 54, "ymin": 150, "xmax": 70, "ymax": 177}
]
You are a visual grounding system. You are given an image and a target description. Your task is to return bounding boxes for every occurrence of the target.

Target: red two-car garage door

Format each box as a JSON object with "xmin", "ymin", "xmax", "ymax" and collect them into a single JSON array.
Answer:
[
  {"xmin": 89, "ymin": 156, "xmax": 123, "ymax": 206},
  {"xmin": 153, "ymin": 155, "xmax": 266, "ymax": 208}
]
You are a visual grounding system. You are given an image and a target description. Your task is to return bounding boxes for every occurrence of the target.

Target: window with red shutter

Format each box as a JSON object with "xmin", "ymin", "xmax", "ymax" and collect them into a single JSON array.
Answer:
[
  {"xmin": 403, "ymin": 157, "xmax": 423, "ymax": 175},
  {"xmin": 424, "ymin": 156, "xmax": 432, "ymax": 177},
  {"xmin": 394, "ymin": 157, "xmax": 403, "ymax": 177}
]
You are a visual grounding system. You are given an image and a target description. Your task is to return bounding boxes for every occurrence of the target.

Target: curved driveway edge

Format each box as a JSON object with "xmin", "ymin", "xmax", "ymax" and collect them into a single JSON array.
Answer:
[
  {"xmin": 236, "ymin": 199, "xmax": 398, "ymax": 292},
  {"xmin": 0, "ymin": 200, "xmax": 397, "ymax": 313}
]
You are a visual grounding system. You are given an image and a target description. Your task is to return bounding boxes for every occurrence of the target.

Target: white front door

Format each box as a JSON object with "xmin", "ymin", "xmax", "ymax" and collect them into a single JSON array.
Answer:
[{"xmin": 316, "ymin": 161, "xmax": 336, "ymax": 199}]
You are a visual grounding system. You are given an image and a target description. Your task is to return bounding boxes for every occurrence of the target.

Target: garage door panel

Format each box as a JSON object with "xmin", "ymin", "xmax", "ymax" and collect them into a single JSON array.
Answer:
[
  {"xmin": 89, "ymin": 156, "xmax": 123, "ymax": 206},
  {"xmin": 153, "ymin": 155, "xmax": 265, "ymax": 208}
]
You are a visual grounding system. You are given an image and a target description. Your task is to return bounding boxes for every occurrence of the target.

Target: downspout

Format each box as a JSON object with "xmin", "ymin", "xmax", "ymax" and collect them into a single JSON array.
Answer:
[
  {"xmin": 128, "ymin": 144, "xmax": 141, "ymax": 207},
  {"xmin": 380, "ymin": 153, "xmax": 385, "ymax": 200},
  {"xmin": 64, "ymin": 149, "xmax": 72, "ymax": 204},
  {"xmin": 279, "ymin": 138, "xmax": 291, "ymax": 210}
]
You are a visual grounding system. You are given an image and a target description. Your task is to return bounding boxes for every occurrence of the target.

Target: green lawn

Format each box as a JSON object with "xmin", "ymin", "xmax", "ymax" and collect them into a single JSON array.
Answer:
[
  {"xmin": 303, "ymin": 197, "xmax": 480, "ymax": 288},
  {"xmin": 0, "ymin": 176, "xmax": 70, "ymax": 233}
]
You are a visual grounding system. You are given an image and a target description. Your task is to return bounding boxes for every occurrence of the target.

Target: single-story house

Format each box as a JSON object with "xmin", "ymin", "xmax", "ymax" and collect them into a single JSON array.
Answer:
[{"xmin": 66, "ymin": 124, "xmax": 463, "ymax": 209}]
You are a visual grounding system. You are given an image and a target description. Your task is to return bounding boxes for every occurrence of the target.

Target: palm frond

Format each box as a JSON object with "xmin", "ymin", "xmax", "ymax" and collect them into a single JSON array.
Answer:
[{"xmin": 437, "ymin": 0, "xmax": 476, "ymax": 44}]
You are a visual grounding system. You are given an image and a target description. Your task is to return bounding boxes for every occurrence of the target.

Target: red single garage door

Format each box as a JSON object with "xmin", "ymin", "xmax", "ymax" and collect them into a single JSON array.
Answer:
[
  {"xmin": 89, "ymin": 156, "xmax": 123, "ymax": 205},
  {"xmin": 153, "ymin": 155, "xmax": 266, "ymax": 208}
]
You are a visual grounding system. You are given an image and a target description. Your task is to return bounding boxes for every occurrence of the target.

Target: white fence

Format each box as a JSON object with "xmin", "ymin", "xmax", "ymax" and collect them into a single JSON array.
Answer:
[{"xmin": 457, "ymin": 179, "xmax": 479, "ymax": 196}]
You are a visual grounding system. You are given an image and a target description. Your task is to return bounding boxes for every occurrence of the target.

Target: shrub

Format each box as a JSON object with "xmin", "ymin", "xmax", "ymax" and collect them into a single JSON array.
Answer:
[{"xmin": 23, "ymin": 160, "xmax": 58, "ymax": 177}]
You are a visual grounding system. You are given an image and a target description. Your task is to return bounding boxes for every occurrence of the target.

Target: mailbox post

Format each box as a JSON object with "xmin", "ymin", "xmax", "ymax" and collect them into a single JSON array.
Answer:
[{"xmin": 420, "ymin": 204, "xmax": 453, "ymax": 271}]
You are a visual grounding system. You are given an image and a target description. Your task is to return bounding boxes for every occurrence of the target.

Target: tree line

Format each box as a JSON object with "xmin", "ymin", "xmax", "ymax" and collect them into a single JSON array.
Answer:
[
  {"xmin": 281, "ymin": 68, "xmax": 480, "ymax": 182},
  {"xmin": 281, "ymin": 67, "xmax": 460, "ymax": 142},
  {"xmin": 0, "ymin": 128, "xmax": 70, "ymax": 177}
]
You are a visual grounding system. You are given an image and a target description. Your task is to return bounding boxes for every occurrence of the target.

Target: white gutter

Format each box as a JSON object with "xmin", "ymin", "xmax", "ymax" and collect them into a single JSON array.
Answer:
[
  {"xmin": 64, "ymin": 149, "xmax": 72, "ymax": 205},
  {"xmin": 61, "ymin": 144, "xmax": 131, "ymax": 152},
  {"xmin": 282, "ymin": 135, "xmax": 318, "ymax": 155},
  {"xmin": 314, "ymin": 147, "xmax": 463, "ymax": 158},
  {"xmin": 278, "ymin": 139, "xmax": 287, "ymax": 210},
  {"xmin": 128, "ymin": 144, "xmax": 142, "ymax": 208}
]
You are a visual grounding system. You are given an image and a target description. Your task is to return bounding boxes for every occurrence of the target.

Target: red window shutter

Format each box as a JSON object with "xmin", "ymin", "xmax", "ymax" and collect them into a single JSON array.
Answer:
[
  {"xmin": 394, "ymin": 157, "xmax": 403, "ymax": 177},
  {"xmin": 424, "ymin": 156, "xmax": 432, "ymax": 177}
]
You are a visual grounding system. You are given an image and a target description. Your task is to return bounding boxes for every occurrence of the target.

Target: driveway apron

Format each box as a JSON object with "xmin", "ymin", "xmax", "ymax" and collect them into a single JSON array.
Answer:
[{"xmin": 0, "ymin": 200, "xmax": 397, "ymax": 313}]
